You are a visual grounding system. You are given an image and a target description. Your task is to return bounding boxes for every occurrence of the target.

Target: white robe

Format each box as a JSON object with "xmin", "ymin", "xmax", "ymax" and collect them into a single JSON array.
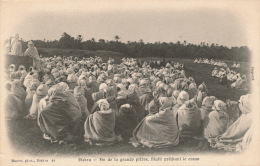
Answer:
[{"xmin": 11, "ymin": 38, "xmax": 23, "ymax": 56}]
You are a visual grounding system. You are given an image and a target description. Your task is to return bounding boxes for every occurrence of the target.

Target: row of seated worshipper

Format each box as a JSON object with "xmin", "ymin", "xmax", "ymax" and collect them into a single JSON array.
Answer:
[
  {"xmin": 207, "ymin": 94, "xmax": 252, "ymax": 152},
  {"xmin": 211, "ymin": 67, "xmax": 242, "ymax": 82},
  {"xmin": 129, "ymin": 92, "xmax": 252, "ymax": 151},
  {"xmin": 211, "ymin": 67, "xmax": 248, "ymax": 90},
  {"xmin": 87, "ymin": 88, "xmax": 251, "ymax": 150},
  {"xmin": 42, "ymin": 55, "xmax": 104, "ymax": 65},
  {"xmin": 194, "ymin": 58, "xmax": 227, "ymax": 67},
  {"xmin": 231, "ymin": 62, "xmax": 241, "ymax": 68},
  {"xmin": 4, "ymin": 56, "xmax": 252, "ymax": 151},
  {"xmin": 230, "ymin": 75, "xmax": 247, "ymax": 90},
  {"xmin": 4, "ymin": 78, "xmax": 252, "ymax": 151},
  {"xmin": 121, "ymin": 58, "xmax": 185, "ymax": 71},
  {"xmin": 212, "ymin": 67, "xmax": 227, "ymax": 78}
]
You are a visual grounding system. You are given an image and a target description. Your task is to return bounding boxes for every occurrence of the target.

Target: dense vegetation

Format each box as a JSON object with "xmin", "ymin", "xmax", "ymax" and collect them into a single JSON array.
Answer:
[{"xmin": 21, "ymin": 32, "xmax": 251, "ymax": 61}]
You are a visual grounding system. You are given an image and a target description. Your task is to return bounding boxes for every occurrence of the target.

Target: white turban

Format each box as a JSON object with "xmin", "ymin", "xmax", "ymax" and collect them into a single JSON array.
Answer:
[
  {"xmin": 57, "ymin": 82, "xmax": 69, "ymax": 91},
  {"xmin": 177, "ymin": 91, "xmax": 189, "ymax": 104},
  {"xmin": 99, "ymin": 83, "xmax": 108, "ymax": 92},
  {"xmin": 97, "ymin": 99, "xmax": 110, "ymax": 111},
  {"xmin": 213, "ymin": 100, "xmax": 227, "ymax": 112}
]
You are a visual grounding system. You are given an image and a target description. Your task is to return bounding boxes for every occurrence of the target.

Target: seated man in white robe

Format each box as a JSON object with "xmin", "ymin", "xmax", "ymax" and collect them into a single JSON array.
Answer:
[{"xmin": 233, "ymin": 62, "xmax": 236, "ymax": 68}]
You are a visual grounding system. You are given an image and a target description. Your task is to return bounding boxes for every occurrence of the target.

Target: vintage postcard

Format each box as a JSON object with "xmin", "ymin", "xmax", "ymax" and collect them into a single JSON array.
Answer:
[{"xmin": 0, "ymin": 0, "xmax": 260, "ymax": 166}]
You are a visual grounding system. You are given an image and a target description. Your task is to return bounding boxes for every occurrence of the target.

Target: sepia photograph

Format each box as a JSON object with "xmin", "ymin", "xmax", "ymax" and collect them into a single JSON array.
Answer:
[{"xmin": 1, "ymin": 0, "xmax": 260, "ymax": 165}]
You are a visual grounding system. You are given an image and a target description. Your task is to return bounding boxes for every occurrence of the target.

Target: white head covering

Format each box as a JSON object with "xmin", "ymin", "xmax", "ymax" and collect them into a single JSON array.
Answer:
[
  {"xmin": 89, "ymin": 75, "xmax": 96, "ymax": 83},
  {"xmin": 202, "ymin": 96, "xmax": 216, "ymax": 108},
  {"xmin": 239, "ymin": 94, "xmax": 251, "ymax": 114},
  {"xmin": 67, "ymin": 68, "xmax": 74, "ymax": 74},
  {"xmin": 97, "ymin": 99, "xmax": 110, "ymax": 111},
  {"xmin": 117, "ymin": 83, "xmax": 126, "ymax": 90},
  {"xmin": 128, "ymin": 84, "xmax": 139, "ymax": 91},
  {"xmin": 28, "ymin": 40, "xmax": 34, "ymax": 45},
  {"xmin": 99, "ymin": 83, "xmax": 108, "ymax": 92},
  {"xmin": 127, "ymin": 78, "xmax": 134, "ymax": 84},
  {"xmin": 57, "ymin": 82, "xmax": 69, "ymax": 91},
  {"xmin": 51, "ymin": 68, "xmax": 59, "ymax": 74},
  {"xmin": 172, "ymin": 90, "xmax": 180, "ymax": 99},
  {"xmin": 159, "ymin": 97, "xmax": 173, "ymax": 110},
  {"xmin": 74, "ymin": 86, "xmax": 85, "ymax": 97},
  {"xmin": 78, "ymin": 75, "xmax": 87, "ymax": 81},
  {"xmin": 213, "ymin": 100, "xmax": 226, "ymax": 112},
  {"xmin": 156, "ymin": 81, "xmax": 163, "ymax": 87},
  {"xmin": 78, "ymin": 79, "xmax": 87, "ymax": 87},
  {"xmin": 114, "ymin": 76, "xmax": 122, "ymax": 83},
  {"xmin": 177, "ymin": 91, "xmax": 189, "ymax": 104}
]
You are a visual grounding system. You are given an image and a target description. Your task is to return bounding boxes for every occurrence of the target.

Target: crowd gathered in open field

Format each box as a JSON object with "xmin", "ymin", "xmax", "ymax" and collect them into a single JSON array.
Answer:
[{"xmin": 4, "ymin": 39, "xmax": 253, "ymax": 153}]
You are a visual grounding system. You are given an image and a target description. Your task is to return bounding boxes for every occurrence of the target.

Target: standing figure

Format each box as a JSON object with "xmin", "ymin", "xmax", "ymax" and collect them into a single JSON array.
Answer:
[
  {"xmin": 24, "ymin": 41, "xmax": 43, "ymax": 71},
  {"xmin": 10, "ymin": 33, "xmax": 23, "ymax": 56},
  {"xmin": 4, "ymin": 38, "xmax": 12, "ymax": 54}
]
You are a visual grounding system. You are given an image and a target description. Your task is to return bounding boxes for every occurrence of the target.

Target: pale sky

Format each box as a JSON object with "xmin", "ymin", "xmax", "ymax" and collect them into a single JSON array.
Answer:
[{"xmin": 0, "ymin": 1, "xmax": 253, "ymax": 47}]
